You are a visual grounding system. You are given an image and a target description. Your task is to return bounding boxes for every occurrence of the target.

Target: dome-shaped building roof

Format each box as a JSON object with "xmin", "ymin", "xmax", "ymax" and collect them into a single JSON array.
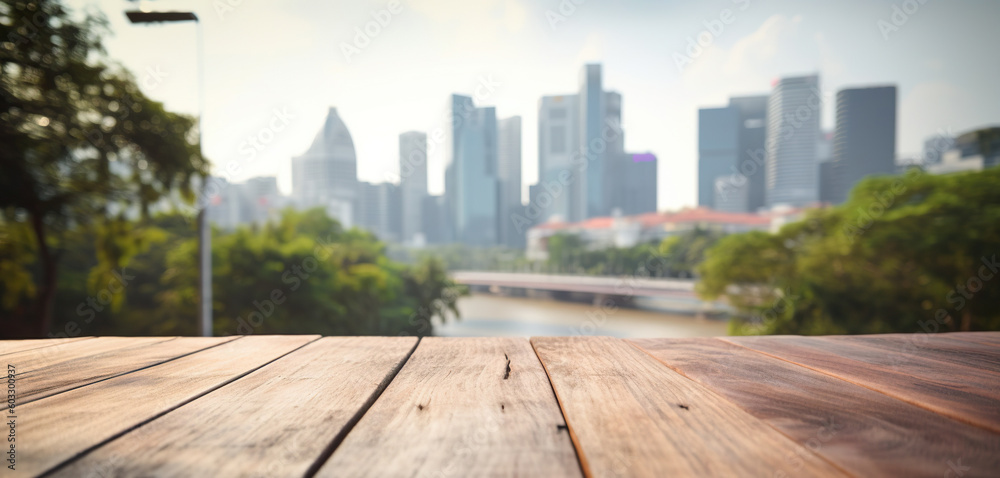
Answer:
[
  {"xmin": 303, "ymin": 107, "xmax": 357, "ymax": 160},
  {"xmin": 292, "ymin": 107, "xmax": 359, "ymax": 213}
]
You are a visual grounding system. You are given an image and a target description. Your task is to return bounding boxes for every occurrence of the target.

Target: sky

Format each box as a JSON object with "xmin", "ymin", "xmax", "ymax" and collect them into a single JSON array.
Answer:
[{"xmin": 76, "ymin": 0, "xmax": 1000, "ymax": 211}]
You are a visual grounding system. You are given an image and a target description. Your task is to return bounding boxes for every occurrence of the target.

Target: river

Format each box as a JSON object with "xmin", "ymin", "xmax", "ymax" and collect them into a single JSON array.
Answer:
[{"xmin": 435, "ymin": 293, "xmax": 729, "ymax": 338}]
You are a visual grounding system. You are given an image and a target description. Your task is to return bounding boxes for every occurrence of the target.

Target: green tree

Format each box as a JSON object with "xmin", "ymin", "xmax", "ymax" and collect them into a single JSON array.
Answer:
[
  {"xmin": 0, "ymin": 1, "xmax": 205, "ymax": 336},
  {"xmin": 699, "ymin": 168, "xmax": 1000, "ymax": 335},
  {"xmin": 155, "ymin": 209, "xmax": 466, "ymax": 336},
  {"xmin": 658, "ymin": 228, "xmax": 724, "ymax": 278}
]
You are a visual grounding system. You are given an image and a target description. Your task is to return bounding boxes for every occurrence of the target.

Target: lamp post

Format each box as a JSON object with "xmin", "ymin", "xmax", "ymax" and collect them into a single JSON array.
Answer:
[{"xmin": 126, "ymin": 8, "xmax": 212, "ymax": 337}]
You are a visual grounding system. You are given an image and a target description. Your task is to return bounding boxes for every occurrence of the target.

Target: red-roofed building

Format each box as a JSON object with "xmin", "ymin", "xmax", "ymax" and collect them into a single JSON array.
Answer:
[{"xmin": 526, "ymin": 207, "xmax": 788, "ymax": 260}]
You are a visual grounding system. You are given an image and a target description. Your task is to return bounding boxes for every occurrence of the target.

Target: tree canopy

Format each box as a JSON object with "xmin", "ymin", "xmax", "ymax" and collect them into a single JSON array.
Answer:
[
  {"xmin": 698, "ymin": 168, "xmax": 1000, "ymax": 335},
  {"xmin": 30, "ymin": 208, "xmax": 465, "ymax": 338},
  {"xmin": 1, "ymin": 0, "xmax": 205, "ymax": 335}
]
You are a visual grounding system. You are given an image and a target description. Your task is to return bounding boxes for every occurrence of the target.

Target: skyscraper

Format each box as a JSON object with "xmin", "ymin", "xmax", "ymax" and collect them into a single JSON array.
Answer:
[
  {"xmin": 399, "ymin": 131, "xmax": 428, "ymax": 245},
  {"xmin": 819, "ymin": 158, "xmax": 836, "ymax": 204},
  {"xmin": 831, "ymin": 86, "xmax": 897, "ymax": 203},
  {"xmin": 421, "ymin": 195, "xmax": 449, "ymax": 245},
  {"xmin": 729, "ymin": 95, "xmax": 768, "ymax": 212},
  {"xmin": 714, "ymin": 175, "xmax": 748, "ymax": 213},
  {"xmin": 537, "ymin": 94, "xmax": 579, "ymax": 223},
  {"xmin": 618, "ymin": 152, "xmax": 657, "ymax": 215},
  {"xmin": 579, "ymin": 64, "xmax": 605, "ymax": 218},
  {"xmin": 765, "ymin": 75, "xmax": 822, "ymax": 207},
  {"xmin": 532, "ymin": 64, "xmax": 625, "ymax": 223},
  {"xmin": 443, "ymin": 94, "xmax": 498, "ymax": 246},
  {"xmin": 698, "ymin": 105, "xmax": 739, "ymax": 209},
  {"xmin": 355, "ymin": 181, "xmax": 401, "ymax": 242},
  {"xmin": 292, "ymin": 107, "xmax": 358, "ymax": 226},
  {"xmin": 497, "ymin": 116, "xmax": 524, "ymax": 249},
  {"xmin": 601, "ymin": 91, "xmax": 627, "ymax": 215}
]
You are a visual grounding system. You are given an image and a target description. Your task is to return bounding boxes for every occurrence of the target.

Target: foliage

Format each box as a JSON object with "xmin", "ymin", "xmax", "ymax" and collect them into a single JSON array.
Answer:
[
  {"xmin": 0, "ymin": 0, "xmax": 206, "ymax": 335},
  {"xmin": 542, "ymin": 229, "xmax": 721, "ymax": 278},
  {"xmin": 394, "ymin": 228, "xmax": 723, "ymax": 279},
  {"xmin": 698, "ymin": 168, "xmax": 1000, "ymax": 335},
  {"xmin": 657, "ymin": 228, "xmax": 725, "ymax": 278},
  {"xmin": 34, "ymin": 208, "xmax": 466, "ymax": 338},
  {"xmin": 391, "ymin": 243, "xmax": 530, "ymax": 272}
]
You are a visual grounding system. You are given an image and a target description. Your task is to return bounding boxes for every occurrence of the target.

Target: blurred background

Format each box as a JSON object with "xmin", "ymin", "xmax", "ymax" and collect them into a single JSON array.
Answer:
[{"xmin": 2, "ymin": 0, "xmax": 998, "ymax": 339}]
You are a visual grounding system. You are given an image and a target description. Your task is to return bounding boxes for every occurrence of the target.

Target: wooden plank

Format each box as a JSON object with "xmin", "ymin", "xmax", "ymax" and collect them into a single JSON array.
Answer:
[
  {"xmin": 632, "ymin": 338, "xmax": 1000, "ymax": 477},
  {"xmin": 5, "ymin": 336, "xmax": 168, "ymax": 375},
  {"xmin": 317, "ymin": 337, "xmax": 582, "ymax": 478},
  {"xmin": 0, "ymin": 337, "xmax": 93, "ymax": 357},
  {"xmin": 531, "ymin": 336, "xmax": 845, "ymax": 477},
  {"xmin": 13, "ymin": 335, "xmax": 317, "ymax": 477},
  {"xmin": 725, "ymin": 335, "xmax": 1000, "ymax": 433},
  {"xmin": 51, "ymin": 337, "xmax": 416, "ymax": 478},
  {"xmin": 18, "ymin": 336, "xmax": 237, "ymax": 403},
  {"xmin": 945, "ymin": 331, "xmax": 1000, "ymax": 347},
  {"xmin": 826, "ymin": 333, "xmax": 1000, "ymax": 373}
]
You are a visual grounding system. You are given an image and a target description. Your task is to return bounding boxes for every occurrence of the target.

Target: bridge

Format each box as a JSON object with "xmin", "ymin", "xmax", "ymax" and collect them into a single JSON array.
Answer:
[{"xmin": 449, "ymin": 271, "xmax": 702, "ymax": 304}]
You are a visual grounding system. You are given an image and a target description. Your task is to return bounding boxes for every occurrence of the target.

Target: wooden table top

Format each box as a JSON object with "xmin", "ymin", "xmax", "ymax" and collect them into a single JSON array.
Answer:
[{"xmin": 3, "ymin": 333, "xmax": 998, "ymax": 477}]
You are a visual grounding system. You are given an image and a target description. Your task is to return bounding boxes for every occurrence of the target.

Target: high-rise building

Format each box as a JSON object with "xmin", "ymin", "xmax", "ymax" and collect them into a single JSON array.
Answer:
[
  {"xmin": 698, "ymin": 95, "xmax": 769, "ymax": 213},
  {"xmin": 399, "ymin": 131, "xmax": 428, "ymax": 245},
  {"xmin": 355, "ymin": 181, "xmax": 401, "ymax": 242},
  {"xmin": 537, "ymin": 94, "xmax": 579, "ymax": 223},
  {"xmin": 292, "ymin": 107, "xmax": 358, "ymax": 227},
  {"xmin": 765, "ymin": 75, "xmax": 822, "ymax": 207},
  {"xmin": 601, "ymin": 91, "xmax": 627, "ymax": 215},
  {"xmin": 579, "ymin": 64, "xmax": 606, "ymax": 218},
  {"xmin": 698, "ymin": 105, "xmax": 739, "ymax": 209},
  {"xmin": 443, "ymin": 94, "xmax": 498, "ymax": 246},
  {"xmin": 818, "ymin": 159, "xmax": 836, "ymax": 204},
  {"xmin": 729, "ymin": 95, "xmax": 768, "ymax": 212},
  {"xmin": 615, "ymin": 152, "xmax": 658, "ymax": 215},
  {"xmin": 830, "ymin": 86, "xmax": 897, "ymax": 203},
  {"xmin": 421, "ymin": 195, "xmax": 449, "ymax": 245},
  {"xmin": 497, "ymin": 116, "xmax": 524, "ymax": 249},
  {"xmin": 714, "ymin": 175, "xmax": 748, "ymax": 213}
]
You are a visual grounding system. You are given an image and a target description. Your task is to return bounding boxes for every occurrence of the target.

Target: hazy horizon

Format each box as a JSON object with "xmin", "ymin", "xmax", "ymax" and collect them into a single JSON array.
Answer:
[{"xmin": 79, "ymin": 0, "xmax": 1000, "ymax": 211}]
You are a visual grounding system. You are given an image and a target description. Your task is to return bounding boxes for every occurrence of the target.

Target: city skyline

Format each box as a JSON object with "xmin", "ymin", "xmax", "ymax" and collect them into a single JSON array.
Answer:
[{"xmin": 83, "ymin": 0, "xmax": 1000, "ymax": 211}]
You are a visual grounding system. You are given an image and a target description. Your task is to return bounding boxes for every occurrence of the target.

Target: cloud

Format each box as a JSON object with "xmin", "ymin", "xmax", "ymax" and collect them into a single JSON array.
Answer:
[
  {"xmin": 575, "ymin": 33, "xmax": 605, "ymax": 64},
  {"xmin": 394, "ymin": 0, "xmax": 538, "ymax": 58},
  {"xmin": 899, "ymin": 81, "xmax": 974, "ymax": 154},
  {"xmin": 678, "ymin": 14, "xmax": 824, "ymax": 95}
]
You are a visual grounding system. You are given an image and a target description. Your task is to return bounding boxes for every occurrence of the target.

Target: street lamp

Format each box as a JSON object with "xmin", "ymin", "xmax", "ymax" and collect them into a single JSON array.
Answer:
[{"xmin": 126, "ymin": 8, "xmax": 212, "ymax": 337}]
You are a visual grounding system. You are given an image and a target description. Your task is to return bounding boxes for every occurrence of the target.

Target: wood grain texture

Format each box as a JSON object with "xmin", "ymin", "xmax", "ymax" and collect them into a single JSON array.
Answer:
[
  {"xmin": 826, "ymin": 333, "xmax": 1000, "ymax": 373},
  {"xmin": 531, "ymin": 336, "xmax": 845, "ymax": 478},
  {"xmin": 13, "ymin": 335, "xmax": 317, "ymax": 477},
  {"xmin": 632, "ymin": 337, "xmax": 1000, "ymax": 477},
  {"xmin": 52, "ymin": 337, "xmax": 416, "ymax": 478},
  {"xmin": 318, "ymin": 337, "xmax": 582, "ymax": 478},
  {"xmin": 18, "ymin": 336, "xmax": 236, "ymax": 403},
  {"xmin": 945, "ymin": 331, "xmax": 1000, "ymax": 347},
  {"xmin": 0, "ymin": 337, "xmax": 92, "ymax": 357},
  {"xmin": 725, "ymin": 335, "xmax": 1000, "ymax": 433},
  {"xmin": 4, "ymin": 336, "xmax": 166, "ymax": 373}
]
